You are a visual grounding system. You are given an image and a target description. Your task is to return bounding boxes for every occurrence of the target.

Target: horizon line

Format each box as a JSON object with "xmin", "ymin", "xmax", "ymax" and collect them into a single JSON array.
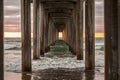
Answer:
[{"xmin": 4, "ymin": 32, "xmax": 104, "ymax": 38}]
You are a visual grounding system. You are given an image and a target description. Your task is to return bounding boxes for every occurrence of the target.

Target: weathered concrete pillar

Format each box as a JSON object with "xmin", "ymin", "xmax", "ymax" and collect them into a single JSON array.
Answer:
[
  {"xmin": 21, "ymin": 0, "xmax": 31, "ymax": 72},
  {"xmin": 55, "ymin": 29, "xmax": 58, "ymax": 40},
  {"xmin": 44, "ymin": 12, "xmax": 49, "ymax": 53},
  {"xmin": 0, "ymin": 0, "xmax": 4, "ymax": 80},
  {"xmin": 62, "ymin": 25, "xmax": 66, "ymax": 42},
  {"xmin": 67, "ymin": 19, "xmax": 70, "ymax": 44},
  {"xmin": 40, "ymin": 3, "xmax": 44, "ymax": 56},
  {"xmin": 63, "ymin": 23, "xmax": 68, "ymax": 42},
  {"xmin": 48, "ymin": 19, "xmax": 51, "ymax": 45},
  {"xmin": 33, "ymin": 0, "xmax": 40, "ymax": 59},
  {"xmin": 50, "ymin": 22, "xmax": 54, "ymax": 43},
  {"xmin": 48, "ymin": 19, "xmax": 53, "ymax": 45},
  {"xmin": 68, "ymin": 11, "xmax": 76, "ymax": 55},
  {"xmin": 52, "ymin": 23, "xmax": 56, "ymax": 42},
  {"xmin": 85, "ymin": 0, "xmax": 95, "ymax": 70},
  {"xmin": 69, "ymin": 16, "xmax": 73, "ymax": 47},
  {"xmin": 76, "ymin": 0, "xmax": 84, "ymax": 60},
  {"xmin": 72, "ymin": 6, "xmax": 77, "ymax": 55},
  {"xmin": 105, "ymin": 0, "xmax": 119, "ymax": 80},
  {"xmin": 53, "ymin": 25, "xmax": 57, "ymax": 41}
]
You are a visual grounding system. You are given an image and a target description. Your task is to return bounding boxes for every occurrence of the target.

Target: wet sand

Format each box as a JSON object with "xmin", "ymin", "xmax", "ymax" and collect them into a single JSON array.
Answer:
[{"xmin": 5, "ymin": 68, "xmax": 104, "ymax": 80}]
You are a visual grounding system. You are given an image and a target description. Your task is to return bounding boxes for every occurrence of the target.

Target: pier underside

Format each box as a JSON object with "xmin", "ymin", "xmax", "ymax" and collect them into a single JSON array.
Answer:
[{"xmin": 0, "ymin": 0, "xmax": 120, "ymax": 80}]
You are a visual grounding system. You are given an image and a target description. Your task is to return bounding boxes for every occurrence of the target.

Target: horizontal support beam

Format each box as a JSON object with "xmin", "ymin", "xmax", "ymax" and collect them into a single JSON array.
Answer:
[
  {"xmin": 49, "ymin": 12, "xmax": 71, "ymax": 17},
  {"xmin": 44, "ymin": 2, "xmax": 74, "ymax": 9},
  {"xmin": 40, "ymin": 0, "xmax": 77, "ymax": 2},
  {"xmin": 46, "ymin": 8, "xmax": 72, "ymax": 13},
  {"xmin": 52, "ymin": 17, "xmax": 68, "ymax": 21},
  {"xmin": 31, "ymin": 0, "xmax": 77, "ymax": 3}
]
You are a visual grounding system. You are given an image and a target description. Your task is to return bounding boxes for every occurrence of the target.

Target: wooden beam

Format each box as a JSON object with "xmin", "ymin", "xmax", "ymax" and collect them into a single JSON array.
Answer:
[
  {"xmin": 76, "ymin": 0, "xmax": 84, "ymax": 60},
  {"xmin": 105, "ymin": 0, "xmax": 119, "ymax": 80},
  {"xmin": 85, "ymin": 0, "xmax": 95, "ymax": 70},
  {"xmin": 33, "ymin": 0, "xmax": 40, "ymax": 59},
  {"xmin": 21, "ymin": 0, "xmax": 31, "ymax": 72},
  {"xmin": 0, "ymin": 0, "xmax": 4, "ymax": 80}
]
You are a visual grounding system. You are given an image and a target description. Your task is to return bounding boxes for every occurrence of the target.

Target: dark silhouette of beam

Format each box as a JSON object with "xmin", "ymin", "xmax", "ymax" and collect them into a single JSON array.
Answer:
[
  {"xmin": 0, "ymin": 0, "xmax": 4, "ymax": 80},
  {"xmin": 85, "ymin": 0, "xmax": 95, "ymax": 70},
  {"xmin": 33, "ymin": 0, "xmax": 40, "ymax": 59},
  {"xmin": 21, "ymin": 0, "xmax": 32, "ymax": 72},
  {"xmin": 105, "ymin": 0, "xmax": 119, "ymax": 80}
]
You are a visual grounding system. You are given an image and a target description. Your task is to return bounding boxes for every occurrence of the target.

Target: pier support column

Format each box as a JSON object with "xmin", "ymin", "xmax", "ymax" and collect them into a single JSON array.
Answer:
[
  {"xmin": 48, "ymin": 19, "xmax": 51, "ymax": 45},
  {"xmin": 68, "ymin": 12, "xmax": 76, "ymax": 54},
  {"xmin": 72, "ymin": 7, "xmax": 77, "ymax": 55},
  {"xmin": 0, "ymin": 0, "xmax": 4, "ymax": 80},
  {"xmin": 44, "ymin": 12, "xmax": 49, "ymax": 53},
  {"xmin": 105, "ymin": 0, "xmax": 119, "ymax": 80},
  {"xmin": 21, "ymin": 0, "xmax": 31, "ymax": 72},
  {"xmin": 33, "ymin": 0, "xmax": 40, "ymax": 59},
  {"xmin": 40, "ymin": 3, "xmax": 44, "ymax": 56},
  {"xmin": 50, "ymin": 22, "xmax": 54, "ymax": 44},
  {"xmin": 76, "ymin": 0, "xmax": 84, "ymax": 60},
  {"xmin": 85, "ymin": 0, "xmax": 95, "ymax": 70},
  {"xmin": 118, "ymin": 0, "xmax": 120, "ymax": 79}
]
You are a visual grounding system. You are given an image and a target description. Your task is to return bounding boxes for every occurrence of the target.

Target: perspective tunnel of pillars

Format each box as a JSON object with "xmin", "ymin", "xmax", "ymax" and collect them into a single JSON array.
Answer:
[
  {"xmin": 22, "ymin": 0, "xmax": 94, "ymax": 72},
  {"xmin": 1, "ymin": 0, "xmax": 120, "ymax": 80}
]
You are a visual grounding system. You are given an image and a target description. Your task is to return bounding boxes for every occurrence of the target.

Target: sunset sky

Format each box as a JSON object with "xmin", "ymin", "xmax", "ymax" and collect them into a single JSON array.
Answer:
[{"xmin": 4, "ymin": 0, "xmax": 104, "ymax": 38}]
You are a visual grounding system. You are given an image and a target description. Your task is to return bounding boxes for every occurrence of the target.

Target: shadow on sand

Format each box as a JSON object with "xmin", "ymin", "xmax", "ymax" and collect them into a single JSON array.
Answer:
[{"xmin": 20, "ymin": 68, "xmax": 103, "ymax": 80}]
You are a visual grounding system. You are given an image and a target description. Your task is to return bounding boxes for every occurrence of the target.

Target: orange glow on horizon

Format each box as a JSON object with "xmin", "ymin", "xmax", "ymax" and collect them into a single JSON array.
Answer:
[
  {"xmin": 4, "ymin": 32, "xmax": 104, "ymax": 38},
  {"xmin": 4, "ymin": 32, "xmax": 33, "ymax": 38},
  {"xmin": 95, "ymin": 33, "xmax": 104, "ymax": 38},
  {"xmin": 83, "ymin": 33, "xmax": 104, "ymax": 38}
]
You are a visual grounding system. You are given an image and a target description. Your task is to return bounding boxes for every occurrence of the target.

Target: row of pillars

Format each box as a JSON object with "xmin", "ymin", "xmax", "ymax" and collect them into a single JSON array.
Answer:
[
  {"xmin": 33, "ymin": 0, "xmax": 58, "ymax": 59},
  {"xmin": 21, "ymin": 0, "xmax": 95, "ymax": 72},
  {"xmin": 0, "ymin": 0, "xmax": 95, "ymax": 79},
  {"xmin": 1, "ymin": 0, "xmax": 120, "ymax": 80}
]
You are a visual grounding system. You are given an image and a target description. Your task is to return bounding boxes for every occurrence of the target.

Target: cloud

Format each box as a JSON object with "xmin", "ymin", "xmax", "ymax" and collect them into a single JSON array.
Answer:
[
  {"xmin": 95, "ymin": 16, "xmax": 104, "ymax": 25},
  {"xmin": 95, "ymin": 0, "xmax": 104, "ymax": 33},
  {"xmin": 4, "ymin": 0, "xmax": 21, "ymax": 32},
  {"xmin": 5, "ymin": 5, "xmax": 20, "ymax": 10},
  {"xmin": 4, "ymin": 0, "xmax": 104, "ymax": 33},
  {"xmin": 4, "ymin": 0, "xmax": 20, "ymax": 6},
  {"xmin": 95, "ymin": 26, "xmax": 104, "ymax": 33},
  {"xmin": 95, "ymin": 0, "xmax": 104, "ymax": 16}
]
